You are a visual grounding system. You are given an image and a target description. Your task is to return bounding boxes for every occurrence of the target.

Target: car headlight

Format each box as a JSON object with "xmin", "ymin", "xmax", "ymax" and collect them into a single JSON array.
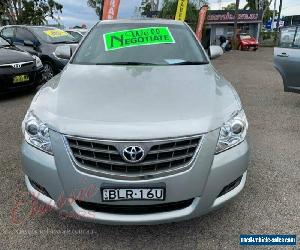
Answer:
[
  {"xmin": 215, "ymin": 110, "xmax": 248, "ymax": 154},
  {"xmin": 32, "ymin": 55, "xmax": 43, "ymax": 68},
  {"xmin": 22, "ymin": 111, "xmax": 53, "ymax": 155}
]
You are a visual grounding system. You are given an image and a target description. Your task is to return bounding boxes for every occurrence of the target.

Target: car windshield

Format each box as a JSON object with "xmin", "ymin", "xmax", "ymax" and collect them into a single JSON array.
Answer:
[
  {"xmin": 0, "ymin": 36, "xmax": 10, "ymax": 46},
  {"xmin": 240, "ymin": 35, "xmax": 252, "ymax": 40},
  {"xmin": 72, "ymin": 22, "xmax": 208, "ymax": 65},
  {"xmin": 31, "ymin": 27, "xmax": 76, "ymax": 44}
]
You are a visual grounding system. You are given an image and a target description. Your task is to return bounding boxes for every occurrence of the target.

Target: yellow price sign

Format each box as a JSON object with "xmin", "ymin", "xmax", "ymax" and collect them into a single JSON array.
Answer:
[{"xmin": 43, "ymin": 29, "xmax": 69, "ymax": 38}]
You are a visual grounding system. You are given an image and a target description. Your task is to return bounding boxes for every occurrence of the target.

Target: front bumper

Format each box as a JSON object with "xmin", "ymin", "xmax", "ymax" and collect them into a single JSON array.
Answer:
[
  {"xmin": 0, "ymin": 66, "xmax": 43, "ymax": 94},
  {"xmin": 21, "ymin": 130, "xmax": 250, "ymax": 225}
]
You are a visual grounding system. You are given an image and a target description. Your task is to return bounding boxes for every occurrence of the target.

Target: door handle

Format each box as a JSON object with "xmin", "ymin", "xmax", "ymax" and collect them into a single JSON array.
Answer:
[{"xmin": 277, "ymin": 53, "xmax": 289, "ymax": 58}]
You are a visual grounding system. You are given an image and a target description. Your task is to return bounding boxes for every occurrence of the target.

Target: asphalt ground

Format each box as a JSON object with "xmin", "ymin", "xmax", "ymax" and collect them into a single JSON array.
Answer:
[{"xmin": 0, "ymin": 47, "xmax": 299, "ymax": 249}]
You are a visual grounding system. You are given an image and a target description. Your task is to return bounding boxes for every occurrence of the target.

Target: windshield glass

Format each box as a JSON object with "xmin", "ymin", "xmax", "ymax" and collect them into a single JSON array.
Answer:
[
  {"xmin": 72, "ymin": 23, "xmax": 208, "ymax": 65},
  {"xmin": 31, "ymin": 27, "xmax": 76, "ymax": 44},
  {"xmin": 0, "ymin": 37, "xmax": 10, "ymax": 46},
  {"xmin": 240, "ymin": 35, "xmax": 252, "ymax": 40}
]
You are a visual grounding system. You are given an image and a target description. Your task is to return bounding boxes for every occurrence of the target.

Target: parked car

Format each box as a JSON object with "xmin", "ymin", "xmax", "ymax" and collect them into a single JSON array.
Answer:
[
  {"xmin": 274, "ymin": 26, "xmax": 300, "ymax": 93},
  {"xmin": 66, "ymin": 29, "xmax": 87, "ymax": 43},
  {"xmin": 237, "ymin": 33, "xmax": 259, "ymax": 51},
  {"xmin": 21, "ymin": 19, "xmax": 249, "ymax": 225},
  {"xmin": 0, "ymin": 36, "xmax": 43, "ymax": 94},
  {"xmin": 0, "ymin": 25, "xmax": 77, "ymax": 81}
]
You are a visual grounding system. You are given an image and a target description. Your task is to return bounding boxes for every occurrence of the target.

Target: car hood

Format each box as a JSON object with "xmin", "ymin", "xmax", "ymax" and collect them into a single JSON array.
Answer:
[
  {"xmin": 241, "ymin": 38, "xmax": 257, "ymax": 44},
  {"xmin": 30, "ymin": 64, "xmax": 242, "ymax": 139},
  {"xmin": 0, "ymin": 46, "xmax": 33, "ymax": 65}
]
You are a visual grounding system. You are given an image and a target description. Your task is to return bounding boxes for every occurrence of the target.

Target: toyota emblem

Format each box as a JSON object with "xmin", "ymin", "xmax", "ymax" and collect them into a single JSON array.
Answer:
[{"xmin": 122, "ymin": 146, "xmax": 145, "ymax": 163}]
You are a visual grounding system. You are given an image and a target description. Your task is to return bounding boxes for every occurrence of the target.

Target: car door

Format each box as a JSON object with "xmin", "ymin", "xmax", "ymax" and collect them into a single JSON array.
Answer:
[
  {"xmin": 15, "ymin": 27, "xmax": 39, "ymax": 55},
  {"xmin": 274, "ymin": 26, "xmax": 300, "ymax": 93}
]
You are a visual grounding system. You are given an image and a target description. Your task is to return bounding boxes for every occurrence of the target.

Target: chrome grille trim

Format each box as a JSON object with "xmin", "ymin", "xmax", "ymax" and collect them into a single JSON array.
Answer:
[
  {"xmin": 64, "ymin": 135, "xmax": 204, "ymax": 180},
  {"xmin": 0, "ymin": 61, "xmax": 34, "ymax": 68},
  {"xmin": 72, "ymin": 152, "xmax": 195, "ymax": 166}
]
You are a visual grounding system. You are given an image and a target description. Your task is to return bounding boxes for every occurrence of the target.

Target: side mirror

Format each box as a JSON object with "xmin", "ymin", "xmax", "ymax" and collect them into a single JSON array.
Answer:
[
  {"xmin": 24, "ymin": 40, "xmax": 34, "ymax": 47},
  {"xmin": 54, "ymin": 45, "xmax": 72, "ymax": 60},
  {"xmin": 208, "ymin": 45, "xmax": 224, "ymax": 60}
]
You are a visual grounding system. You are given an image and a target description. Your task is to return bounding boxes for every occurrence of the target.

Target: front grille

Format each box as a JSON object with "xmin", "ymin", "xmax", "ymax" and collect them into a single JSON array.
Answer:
[
  {"xmin": 0, "ymin": 61, "xmax": 34, "ymax": 69},
  {"xmin": 66, "ymin": 135, "xmax": 202, "ymax": 176},
  {"xmin": 76, "ymin": 199, "xmax": 194, "ymax": 214}
]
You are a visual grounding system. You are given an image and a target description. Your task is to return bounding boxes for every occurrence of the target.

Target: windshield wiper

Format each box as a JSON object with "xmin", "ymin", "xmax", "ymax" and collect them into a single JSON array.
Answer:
[
  {"xmin": 170, "ymin": 61, "xmax": 209, "ymax": 65},
  {"xmin": 52, "ymin": 41, "xmax": 76, "ymax": 44},
  {"xmin": 95, "ymin": 62, "xmax": 157, "ymax": 66}
]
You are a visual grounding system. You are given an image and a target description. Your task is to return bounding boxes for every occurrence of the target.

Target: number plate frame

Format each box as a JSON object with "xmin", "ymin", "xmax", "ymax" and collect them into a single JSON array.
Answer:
[
  {"xmin": 101, "ymin": 187, "xmax": 166, "ymax": 202},
  {"xmin": 13, "ymin": 74, "xmax": 30, "ymax": 84}
]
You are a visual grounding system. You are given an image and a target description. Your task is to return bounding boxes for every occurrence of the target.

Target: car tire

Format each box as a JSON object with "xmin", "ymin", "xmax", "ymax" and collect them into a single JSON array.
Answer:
[{"xmin": 43, "ymin": 62, "xmax": 54, "ymax": 82}]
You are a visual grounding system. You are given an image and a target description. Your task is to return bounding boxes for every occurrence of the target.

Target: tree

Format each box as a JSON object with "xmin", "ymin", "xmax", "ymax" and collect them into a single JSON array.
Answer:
[
  {"xmin": 223, "ymin": 3, "xmax": 237, "ymax": 10},
  {"xmin": 87, "ymin": 0, "xmax": 103, "ymax": 19},
  {"xmin": 2, "ymin": 0, "xmax": 63, "ymax": 25},
  {"xmin": 263, "ymin": 8, "xmax": 277, "ymax": 23},
  {"xmin": 243, "ymin": 0, "xmax": 257, "ymax": 10},
  {"xmin": 141, "ymin": 3, "xmax": 152, "ymax": 17},
  {"xmin": 276, "ymin": 0, "xmax": 282, "ymax": 31},
  {"xmin": 160, "ymin": 0, "xmax": 207, "ymax": 29}
]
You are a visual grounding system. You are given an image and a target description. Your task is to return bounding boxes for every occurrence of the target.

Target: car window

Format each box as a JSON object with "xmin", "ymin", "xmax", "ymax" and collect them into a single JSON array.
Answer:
[
  {"xmin": 279, "ymin": 27, "xmax": 296, "ymax": 48},
  {"xmin": 68, "ymin": 31, "xmax": 82, "ymax": 41},
  {"xmin": 240, "ymin": 35, "xmax": 252, "ymax": 40},
  {"xmin": 1, "ymin": 27, "xmax": 15, "ymax": 41},
  {"xmin": 31, "ymin": 27, "xmax": 76, "ymax": 44},
  {"xmin": 15, "ymin": 28, "xmax": 36, "ymax": 44},
  {"xmin": 72, "ymin": 23, "xmax": 208, "ymax": 65}
]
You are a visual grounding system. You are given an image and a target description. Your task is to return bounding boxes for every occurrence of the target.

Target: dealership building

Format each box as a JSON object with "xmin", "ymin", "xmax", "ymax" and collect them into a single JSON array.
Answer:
[{"xmin": 202, "ymin": 10, "xmax": 263, "ymax": 47}]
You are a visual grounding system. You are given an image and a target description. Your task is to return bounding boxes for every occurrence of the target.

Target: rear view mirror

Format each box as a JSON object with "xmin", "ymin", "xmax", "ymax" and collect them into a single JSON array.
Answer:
[
  {"xmin": 208, "ymin": 45, "xmax": 224, "ymax": 59},
  {"xmin": 54, "ymin": 45, "xmax": 72, "ymax": 60}
]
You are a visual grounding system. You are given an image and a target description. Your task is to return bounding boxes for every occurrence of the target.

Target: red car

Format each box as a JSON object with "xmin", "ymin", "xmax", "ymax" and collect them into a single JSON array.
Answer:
[{"xmin": 237, "ymin": 33, "xmax": 259, "ymax": 51}]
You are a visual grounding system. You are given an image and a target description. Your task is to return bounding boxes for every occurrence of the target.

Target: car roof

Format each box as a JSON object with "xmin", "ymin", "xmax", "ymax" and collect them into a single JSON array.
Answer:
[
  {"xmin": 1, "ymin": 25, "xmax": 60, "ymax": 29},
  {"xmin": 99, "ymin": 19, "xmax": 185, "ymax": 26}
]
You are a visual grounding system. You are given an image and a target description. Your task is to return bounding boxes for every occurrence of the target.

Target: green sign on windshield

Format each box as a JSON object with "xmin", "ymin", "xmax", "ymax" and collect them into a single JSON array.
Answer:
[{"xmin": 103, "ymin": 27, "xmax": 175, "ymax": 51}]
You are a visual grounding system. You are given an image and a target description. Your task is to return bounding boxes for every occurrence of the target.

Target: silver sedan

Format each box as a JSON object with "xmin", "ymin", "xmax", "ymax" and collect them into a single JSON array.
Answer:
[{"xmin": 21, "ymin": 19, "xmax": 250, "ymax": 225}]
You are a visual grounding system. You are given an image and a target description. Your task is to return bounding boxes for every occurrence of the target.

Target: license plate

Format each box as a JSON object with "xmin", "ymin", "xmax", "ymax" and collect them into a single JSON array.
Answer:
[
  {"xmin": 13, "ymin": 74, "xmax": 30, "ymax": 84},
  {"xmin": 102, "ymin": 188, "xmax": 165, "ymax": 201}
]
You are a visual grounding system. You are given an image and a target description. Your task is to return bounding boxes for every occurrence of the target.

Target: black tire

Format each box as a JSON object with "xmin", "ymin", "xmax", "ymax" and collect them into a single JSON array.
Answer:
[{"xmin": 43, "ymin": 62, "xmax": 54, "ymax": 82}]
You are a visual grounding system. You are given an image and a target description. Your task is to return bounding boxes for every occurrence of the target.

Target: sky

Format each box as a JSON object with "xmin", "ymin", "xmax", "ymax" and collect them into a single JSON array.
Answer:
[{"xmin": 48, "ymin": 0, "xmax": 300, "ymax": 28}]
